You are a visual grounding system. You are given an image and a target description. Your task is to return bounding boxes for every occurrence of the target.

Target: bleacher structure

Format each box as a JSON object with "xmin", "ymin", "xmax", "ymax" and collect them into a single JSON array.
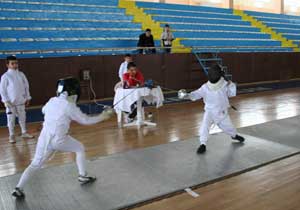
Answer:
[{"xmin": 1, "ymin": 0, "xmax": 300, "ymax": 58}]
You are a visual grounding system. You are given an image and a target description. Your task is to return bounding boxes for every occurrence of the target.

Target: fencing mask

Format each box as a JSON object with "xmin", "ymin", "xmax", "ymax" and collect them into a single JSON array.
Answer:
[
  {"xmin": 207, "ymin": 64, "xmax": 222, "ymax": 84},
  {"xmin": 56, "ymin": 77, "xmax": 81, "ymax": 103}
]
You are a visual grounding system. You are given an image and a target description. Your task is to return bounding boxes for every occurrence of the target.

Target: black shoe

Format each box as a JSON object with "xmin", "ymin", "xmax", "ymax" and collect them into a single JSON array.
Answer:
[
  {"xmin": 197, "ymin": 144, "xmax": 206, "ymax": 154},
  {"xmin": 232, "ymin": 135, "xmax": 245, "ymax": 143},
  {"xmin": 78, "ymin": 175, "xmax": 97, "ymax": 185},
  {"xmin": 12, "ymin": 188, "xmax": 25, "ymax": 199}
]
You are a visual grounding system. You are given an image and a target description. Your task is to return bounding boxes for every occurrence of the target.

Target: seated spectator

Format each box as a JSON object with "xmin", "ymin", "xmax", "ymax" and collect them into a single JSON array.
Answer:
[
  {"xmin": 137, "ymin": 29, "xmax": 156, "ymax": 54},
  {"xmin": 122, "ymin": 62, "xmax": 145, "ymax": 122},
  {"xmin": 118, "ymin": 54, "xmax": 132, "ymax": 81},
  {"xmin": 161, "ymin": 24, "xmax": 174, "ymax": 54},
  {"xmin": 123, "ymin": 62, "xmax": 145, "ymax": 88}
]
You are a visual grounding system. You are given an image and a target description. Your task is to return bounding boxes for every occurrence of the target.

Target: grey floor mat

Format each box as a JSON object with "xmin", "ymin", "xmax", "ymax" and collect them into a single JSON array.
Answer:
[
  {"xmin": 238, "ymin": 116, "xmax": 300, "ymax": 148},
  {"xmin": 0, "ymin": 130, "xmax": 299, "ymax": 210}
]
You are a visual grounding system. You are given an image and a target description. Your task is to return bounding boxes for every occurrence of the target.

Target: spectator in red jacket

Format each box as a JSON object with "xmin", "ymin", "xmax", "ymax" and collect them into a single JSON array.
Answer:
[
  {"xmin": 123, "ymin": 62, "xmax": 144, "ymax": 88},
  {"xmin": 122, "ymin": 62, "xmax": 145, "ymax": 122}
]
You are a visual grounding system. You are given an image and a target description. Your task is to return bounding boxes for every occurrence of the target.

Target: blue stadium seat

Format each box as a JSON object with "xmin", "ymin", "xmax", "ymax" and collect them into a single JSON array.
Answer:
[
  {"xmin": 143, "ymin": 9, "xmax": 241, "ymax": 20},
  {"xmin": 136, "ymin": 1, "xmax": 233, "ymax": 14},
  {"xmin": 173, "ymin": 31, "xmax": 271, "ymax": 39},
  {"xmin": 21, "ymin": 0, "xmax": 119, "ymax": 6},
  {"xmin": 0, "ymin": 11, "xmax": 132, "ymax": 21},
  {"xmin": 182, "ymin": 39, "xmax": 282, "ymax": 47},
  {"xmin": 0, "ymin": 30, "xmax": 142, "ymax": 39},
  {"xmin": 152, "ymin": 16, "xmax": 249, "ymax": 25},
  {"xmin": 0, "ymin": 2, "xmax": 124, "ymax": 13},
  {"xmin": 167, "ymin": 24, "xmax": 260, "ymax": 32},
  {"xmin": 0, "ymin": 40, "xmax": 138, "ymax": 51},
  {"xmin": 246, "ymin": 10, "xmax": 300, "ymax": 20},
  {"xmin": 0, "ymin": 20, "xmax": 141, "ymax": 28}
]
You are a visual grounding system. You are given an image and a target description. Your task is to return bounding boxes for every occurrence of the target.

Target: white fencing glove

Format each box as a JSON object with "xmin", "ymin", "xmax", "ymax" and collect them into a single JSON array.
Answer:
[
  {"xmin": 98, "ymin": 106, "xmax": 114, "ymax": 121},
  {"xmin": 178, "ymin": 89, "xmax": 190, "ymax": 100}
]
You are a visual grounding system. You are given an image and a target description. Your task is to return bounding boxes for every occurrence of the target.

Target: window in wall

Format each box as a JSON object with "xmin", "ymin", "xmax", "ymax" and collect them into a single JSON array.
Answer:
[
  {"xmin": 190, "ymin": 0, "xmax": 229, "ymax": 8},
  {"xmin": 234, "ymin": 0, "xmax": 281, "ymax": 14},
  {"xmin": 284, "ymin": 0, "xmax": 300, "ymax": 15},
  {"xmin": 136, "ymin": 0, "xmax": 159, "ymax": 2},
  {"xmin": 164, "ymin": 0, "xmax": 190, "ymax": 5},
  {"xmin": 159, "ymin": 0, "xmax": 229, "ymax": 8}
]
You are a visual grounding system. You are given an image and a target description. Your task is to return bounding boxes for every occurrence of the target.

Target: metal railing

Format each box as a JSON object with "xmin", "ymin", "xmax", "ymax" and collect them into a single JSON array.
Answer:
[{"xmin": 0, "ymin": 45, "xmax": 295, "ymax": 57}]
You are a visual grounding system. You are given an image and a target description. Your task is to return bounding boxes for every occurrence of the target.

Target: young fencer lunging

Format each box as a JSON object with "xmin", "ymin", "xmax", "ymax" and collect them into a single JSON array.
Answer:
[
  {"xmin": 12, "ymin": 77, "xmax": 113, "ymax": 198},
  {"xmin": 179, "ymin": 64, "xmax": 245, "ymax": 154}
]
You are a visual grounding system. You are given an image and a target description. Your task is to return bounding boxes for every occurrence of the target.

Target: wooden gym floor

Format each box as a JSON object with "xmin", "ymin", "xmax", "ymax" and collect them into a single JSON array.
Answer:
[{"xmin": 0, "ymin": 87, "xmax": 299, "ymax": 210}]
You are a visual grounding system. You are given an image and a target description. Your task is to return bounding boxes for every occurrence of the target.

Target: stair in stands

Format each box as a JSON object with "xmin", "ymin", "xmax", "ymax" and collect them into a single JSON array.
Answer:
[
  {"xmin": 118, "ymin": 0, "xmax": 190, "ymax": 53},
  {"xmin": 193, "ymin": 51, "xmax": 232, "ymax": 80}
]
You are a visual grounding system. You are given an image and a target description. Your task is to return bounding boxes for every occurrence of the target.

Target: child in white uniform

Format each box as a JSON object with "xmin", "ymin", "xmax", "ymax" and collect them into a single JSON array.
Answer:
[
  {"xmin": 118, "ymin": 54, "xmax": 132, "ymax": 81},
  {"xmin": 12, "ymin": 77, "xmax": 114, "ymax": 199},
  {"xmin": 0, "ymin": 56, "xmax": 34, "ymax": 143},
  {"xmin": 181, "ymin": 64, "xmax": 245, "ymax": 154}
]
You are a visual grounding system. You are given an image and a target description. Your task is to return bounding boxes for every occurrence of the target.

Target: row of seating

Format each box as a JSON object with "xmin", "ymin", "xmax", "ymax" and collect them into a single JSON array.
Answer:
[
  {"xmin": 146, "ymin": 10, "xmax": 241, "ymax": 20},
  {"xmin": 0, "ymin": 0, "xmax": 141, "ymax": 57},
  {"xmin": 0, "ymin": 39, "xmax": 287, "ymax": 52},
  {"xmin": 1, "ymin": 17, "xmax": 260, "ymax": 32},
  {"xmin": 136, "ymin": 1, "xmax": 289, "ymax": 51},
  {"xmin": 192, "ymin": 47, "xmax": 291, "ymax": 52},
  {"xmin": 0, "ymin": 0, "xmax": 297, "ymax": 58},
  {"xmin": 0, "ymin": 29, "xmax": 272, "ymax": 39},
  {"xmin": 166, "ymin": 23, "xmax": 260, "ymax": 32},
  {"xmin": 2, "ymin": 0, "xmax": 120, "ymax": 6},
  {"xmin": 243, "ymin": 10, "xmax": 300, "ymax": 44},
  {"xmin": 0, "ymin": 27, "xmax": 141, "ymax": 31},
  {"xmin": 246, "ymin": 10, "xmax": 300, "ymax": 21},
  {"xmin": 0, "ymin": 2, "xmax": 123, "ymax": 12},
  {"xmin": 0, "ymin": 19, "xmax": 141, "ymax": 28},
  {"xmin": 0, "ymin": 30, "xmax": 143, "ymax": 38},
  {"xmin": 0, "ymin": 40, "xmax": 139, "ymax": 50},
  {"xmin": 0, "ymin": 10, "xmax": 132, "ymax": 21},
  {"xmin": 136, "ymin": 1, "xmax": 233, "ymax": 13},
  {"xmin": 182, "ymin": 39, "xmax": 282, "ymax": 47}
]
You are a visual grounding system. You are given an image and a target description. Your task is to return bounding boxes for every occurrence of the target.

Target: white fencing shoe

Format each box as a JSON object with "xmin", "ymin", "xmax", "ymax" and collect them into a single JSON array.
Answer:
[{"xmin": 21, "ymin": 133, "xmax": 34, "ymax": 139}]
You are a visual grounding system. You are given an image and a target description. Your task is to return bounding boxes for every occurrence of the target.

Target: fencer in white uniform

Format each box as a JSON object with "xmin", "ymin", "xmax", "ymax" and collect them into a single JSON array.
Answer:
[
  {"xmin": 179, "ymin": 64, "xmax": 245, "ymax": 154},
  {"xmin": 12, "ymin": 77, "xmax": 114, "ymax": 199},
  {"xmin": 0, "ymin": 56, "xmax": 34, "ymax": 143}
]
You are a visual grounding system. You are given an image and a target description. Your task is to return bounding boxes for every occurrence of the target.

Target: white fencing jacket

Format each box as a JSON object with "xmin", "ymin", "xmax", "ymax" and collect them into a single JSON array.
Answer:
[
  {"xmin": 0, "ymin": 69, "xmax": 31, "ymax": 105},
  {"xmin": 118, "ymin": 61, "xmax": 128, "ymax": 81},
  {"xmin": 41, "ymin": 94, "xmax": 106, "ymax": 145},
  {"xmin": 190, "ymin": 78, "xmax": 236, "ymax": 122}
]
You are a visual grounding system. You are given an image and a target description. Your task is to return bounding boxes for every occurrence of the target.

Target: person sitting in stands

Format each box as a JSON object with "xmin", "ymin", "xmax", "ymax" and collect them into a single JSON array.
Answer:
[{"xmin": 137, "ymin": 29, "xmax": 156, "ymax": 54}]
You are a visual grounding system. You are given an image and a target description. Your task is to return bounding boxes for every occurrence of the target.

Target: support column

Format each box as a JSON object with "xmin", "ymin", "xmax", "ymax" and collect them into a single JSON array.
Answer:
[
  {"xmin": 281, "ymin": 0, "xmax": 284, "ymax": 14},
  {"xmin": 229, "ymin": 0, "xmax": 233, "ymax": 9}
]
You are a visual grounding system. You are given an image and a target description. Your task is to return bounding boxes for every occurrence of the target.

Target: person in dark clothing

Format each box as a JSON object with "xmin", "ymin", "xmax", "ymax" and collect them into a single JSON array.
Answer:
[{"xmin": 137, "ymin": 29, "xmax": 156, "ymax": 54}]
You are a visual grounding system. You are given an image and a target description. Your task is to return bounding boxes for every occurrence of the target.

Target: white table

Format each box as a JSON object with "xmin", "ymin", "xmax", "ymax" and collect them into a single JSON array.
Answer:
[{"xmin": 113, "ymin": 87, "xmax": 164, "ymax": 128}]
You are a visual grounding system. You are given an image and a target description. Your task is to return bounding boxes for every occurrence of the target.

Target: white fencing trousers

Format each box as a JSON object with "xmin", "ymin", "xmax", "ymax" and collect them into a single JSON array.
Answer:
[
  {"xmin": 16, "ymin": 132, "xmax": 86, "ymax": 189},
  {"xmin": 199, "ymin": 111, "xmax": 237, "ymax": 145},
  {"xmin": 6, "ymin": 105, "xmax": 27, "ymax": 136}
]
